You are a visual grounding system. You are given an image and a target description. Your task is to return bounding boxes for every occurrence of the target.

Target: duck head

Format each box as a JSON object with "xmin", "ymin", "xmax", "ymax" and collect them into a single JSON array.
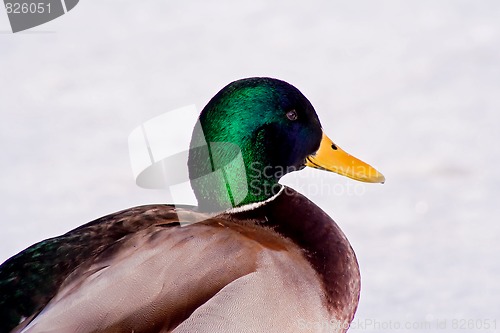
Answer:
[{"xmin": 188, "ymin": 77, "xmax": 384, "ymax": 212}]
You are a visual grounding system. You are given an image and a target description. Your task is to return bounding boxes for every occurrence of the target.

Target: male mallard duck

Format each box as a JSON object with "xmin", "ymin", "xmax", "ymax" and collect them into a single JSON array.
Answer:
[{"xmin": 0, "ymin": 77, "xmax": 384, "ymax": 333}]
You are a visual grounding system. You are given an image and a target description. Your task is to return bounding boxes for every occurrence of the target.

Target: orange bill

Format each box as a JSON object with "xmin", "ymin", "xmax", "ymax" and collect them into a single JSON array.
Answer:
[{"xmin": 305, "ymin": 132, "xmax": 385, "ymax": 183}]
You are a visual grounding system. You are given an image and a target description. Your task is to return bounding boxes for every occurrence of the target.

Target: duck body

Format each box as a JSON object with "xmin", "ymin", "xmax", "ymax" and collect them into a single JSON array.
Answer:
[
  {"xmin": 0, "ymin": 78, "xmax": 383, "ymax": 333},
  {"xmin": 2, "ymin": 187, "xmax": 358, "ymax": 333}
]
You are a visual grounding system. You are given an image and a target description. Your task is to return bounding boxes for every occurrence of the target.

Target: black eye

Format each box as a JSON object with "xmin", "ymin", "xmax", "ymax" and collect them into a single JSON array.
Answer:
[{"xmin": 286, "ymin": 109, "xmax": 298, "ymax": 121}]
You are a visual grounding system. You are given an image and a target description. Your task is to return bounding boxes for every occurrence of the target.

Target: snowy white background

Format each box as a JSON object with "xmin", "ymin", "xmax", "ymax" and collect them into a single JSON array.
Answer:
[{"xmin": 1, "ymin": 1, "xmax": 499, "ymax": 332}]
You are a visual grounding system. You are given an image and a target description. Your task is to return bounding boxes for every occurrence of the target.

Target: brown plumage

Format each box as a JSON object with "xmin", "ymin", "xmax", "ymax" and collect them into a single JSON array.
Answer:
[{"xmin": 11, "ymin": 187, "xmax": 357, "ymax": 333}]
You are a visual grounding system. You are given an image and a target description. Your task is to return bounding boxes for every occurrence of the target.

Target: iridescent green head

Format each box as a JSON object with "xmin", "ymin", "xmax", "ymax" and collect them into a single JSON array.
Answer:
[{"xmin": 188, "ymin": 77, "xmax": 322, "ymax": 211}]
